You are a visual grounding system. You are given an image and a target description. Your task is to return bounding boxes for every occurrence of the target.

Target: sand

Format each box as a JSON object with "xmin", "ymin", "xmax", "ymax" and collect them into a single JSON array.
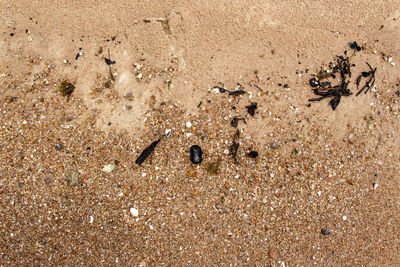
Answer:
[{"xmin": 1, "ymin": 0, "xmax": 400, "ymax": 265}]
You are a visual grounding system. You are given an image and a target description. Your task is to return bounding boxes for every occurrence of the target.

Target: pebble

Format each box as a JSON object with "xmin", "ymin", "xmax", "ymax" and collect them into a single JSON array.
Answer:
[
  {"xmin": 102, "ymin": 164, "xmax": 115, "ymax": 173},
  {"xmin": 165, "ymin": 129, "xmax": 171, "ymax": 138},
  {"xmin": 186, "ymin": 121, "xmax": 192, "ymax": 128},
  {"xmin": 321, "ymin": 229, "xmax": 331, "ymax": 235},
  {"xmin": 248, "ymin": 151, "xmax": 258, "ymax": 158},
  {"xmin": 190, "ymin": 145, "xmax": 203, "ymax": 164},
  {"xmin": 342, "ymin": 216, "xmax": 347, "ymax": 221},
  {"xmin": 55, "ymin": 144, "xmax": 64, "ymax": 150},
  {"xmin": 65, "ymin": 169, "xmax": 79, "ymax": 186},
  {"xmin": 130, "ymin": 208, "xmax": 139, "ymax": 217}
]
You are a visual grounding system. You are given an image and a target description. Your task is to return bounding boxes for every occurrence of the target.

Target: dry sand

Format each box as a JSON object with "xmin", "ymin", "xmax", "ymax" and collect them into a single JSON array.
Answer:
[{"xmin": 1, "ymin": 0, "xmax": 400, "ymax": 265}]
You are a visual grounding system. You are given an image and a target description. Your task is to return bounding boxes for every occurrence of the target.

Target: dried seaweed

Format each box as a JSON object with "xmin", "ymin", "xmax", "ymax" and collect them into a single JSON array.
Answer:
[
  {"xmin": 229, "ymin": 129, "xmax": 240, "ymax": 163},
  {"xmin": 356, "ymin": 62, "xmax": 377, "ymax": 96},
  {"xmin": 308, "ymin": 53, "xmax": 354, "ymax": 110},
  {"xmin": 135, "ymin": 139, "xmax": 160, "ymax": 165},
  {"xmin": 231, "ymin": 116, "xmax": 246, "ymax": 128},
  {"xmin": 246, "ymin": 102, "xmax": 257, "ymax": 116}
]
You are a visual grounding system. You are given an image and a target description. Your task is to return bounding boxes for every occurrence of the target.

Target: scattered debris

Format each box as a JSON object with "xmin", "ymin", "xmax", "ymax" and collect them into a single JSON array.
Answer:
[
  {"xmin": 65, "ymin": 169, "xmax": 79, "ymax": 186},
  {"xmin": 135, "ymin": 139, "xmax": 161, "ymax": 165},
  {"xmin": 356, "ymin": 62, "xmax": 377, "ymax": 96},
  {"xmin": 308, "ymin": 54, "xmax": 353, "ymax": 110},
  {"xmin": 246, "ymin": 102, "xmax": 258, "ymax": 116},
  {"xmin": 190, "ymin": 145, "xmax": 203, "ymax": 164},
  {"xmin": 58, "ymin": 80, "xmax": 75, "ymax": 101}
]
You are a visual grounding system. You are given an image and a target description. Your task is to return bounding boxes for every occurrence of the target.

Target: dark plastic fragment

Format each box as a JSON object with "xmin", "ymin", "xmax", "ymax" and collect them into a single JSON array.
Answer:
[{"xmin": 190, "ymin": 145, "xmax": 203, "ymax": 164}]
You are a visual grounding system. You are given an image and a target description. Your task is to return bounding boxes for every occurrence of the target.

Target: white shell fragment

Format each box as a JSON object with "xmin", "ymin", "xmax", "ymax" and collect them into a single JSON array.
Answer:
[{"xmin": 130, "ymin": 208, "xmax": 139, "ymax": 217}]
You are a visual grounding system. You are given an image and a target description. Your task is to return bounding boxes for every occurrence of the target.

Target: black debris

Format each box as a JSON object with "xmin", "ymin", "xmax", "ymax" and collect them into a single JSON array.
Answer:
[
  {"xmin": 58, "ymin": 81, "xmax": 75, "ymax": 102},
  {"xmin": 349, "ymin": 41, "xmax": 361, "ymax": 51},
  {"xmin": 190, "ymin": 145, "xmax": 203, "ymax": 164},
  {"xmin": 105, "ymin": 58, "xmax": 116, "ymax": 65},
  {"xmin": 135, "ymin": 139, "xmax": 161, "ymax": 165},
  {"xmin": 356, "ymin": 62, "xmax": 377, "ymax": 96},
  {"xmin": 246, "ymin": 102, "xmax": 257, "ymax": 116},
  {"xmin": 228, "ymin": 90, "xmax": 246, "ymax": 96},
  {"xmin": 230, "ymin": 129, "xmax": 240, "ymax": 164},
  {"xmin": 105, "ymin": 48, "xmax": 116, "ymax": 65},
  {"xmin": 309, "ymin": 78, "xmax": 319, "ymax": 87},
  {"xmin": 55, "ymin": 144, "xmax": 64, "ymax": 151},
  {"xmin": 213, "ymin": 86, "xmax": 227, "ymax": 93},
  {"xmin": 321, "ymin": 229, "xmax": 331, "ymax": 235},
  {"xmin": 231, "ymin": 116, "xmax": 246, "ymax": 128},
  {"xmin": 10, "ymin": 33, "xmax": 15, "ymax": 37},
  {"xmin": 248, "ymin": 151, "xmax": 258, "ymax": 158},
  {"xmin": 308, "ymin": 55, "xmax": 353, "ymax": 110}
]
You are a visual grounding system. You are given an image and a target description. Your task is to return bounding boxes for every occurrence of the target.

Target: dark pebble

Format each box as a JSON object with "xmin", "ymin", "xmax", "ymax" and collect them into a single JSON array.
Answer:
[
  {"xmin": 55, "ymin": 144, "xmax": 64, "ymax": 151},
  {"xmin": 321, "ymin": 229, "xmax": 331, "ymax": 235},
  {"xmin": 309, "ymin": 78, "xmax": 319, "ymax": 87},
  {"xmin": 190, "ymin": 145, "xmax": 203, "ymax": 164},
  {"xmin": 248, "ymin": 151, "xmax": 258, "ymax": 158}
]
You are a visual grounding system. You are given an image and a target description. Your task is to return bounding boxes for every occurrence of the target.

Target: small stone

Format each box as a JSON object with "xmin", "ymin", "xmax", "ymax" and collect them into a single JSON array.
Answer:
[
  {"xmin": 186, "ymin": 121, "xmax": 192, "ymax": 128},
  {"xmin": 130, "ymin": 207, "xmax": 139, "ymax": 217},
  {"xmin": 65, "ymin": 169, "xmax": 79, "ymax": 186},
  {"xmin": 342, "ymin": 216, "xmax": 347, "ymax": 221},
  {"xmin": 321, "ymin": 229, "xmax": 331, "ymax": 235},
  {"xmin": 248, "ymin": 151, "xmax": 258, "ymax": 158},
  {"xmin": 55, "ymin": 144, "xmax": 64, "ymax": 151},
  {"xmin": 269, "ymin": 247, "xmax": 279, "ymax": 260},
  {"xmin": 165, "ymin": 129, "xmax": 171, "ymax": 138},
  {"xmin": 190, "ymin": 145, "xmax": 203, "ymax": 164},
  {"xmin": 102, "ymin": 164, "xmax": 115, "ymax": 173}
]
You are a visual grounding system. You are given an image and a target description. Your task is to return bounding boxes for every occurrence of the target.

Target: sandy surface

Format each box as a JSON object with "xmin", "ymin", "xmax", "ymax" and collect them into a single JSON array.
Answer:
[{"xmin": 1, "ymin": 0, "xmax": 400, "ymax": 265}]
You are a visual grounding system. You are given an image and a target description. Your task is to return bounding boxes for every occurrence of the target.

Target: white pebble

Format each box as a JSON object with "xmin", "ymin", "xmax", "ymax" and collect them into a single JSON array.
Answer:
[
  {"xmin": 317, "ymin": 191, "xmax": 322, "ymax": 196},
  {"xmin": 130, "ymin": 208, "xmax": 139, "ymax": 217},
  {"xmin": 101, "ymin": 164, "xmax": 115, "ymax": 173},
  {"xmin": 89, "ymin": 216, "xmax": 94, "ymax": 224},
  {"xmin": 164, "ymin": 129, "xmax": 171, "ymax": 138},
  {"xmin": 186, "ymin": 121, "xmax": 192, "ymax": 128},
  {"xmin": 342, "ymin": 215, "xmax": 347, "ymax": 221},
  {"xmin": 142, "ymin": 173, "xmax": 147, "ymax": 177}
]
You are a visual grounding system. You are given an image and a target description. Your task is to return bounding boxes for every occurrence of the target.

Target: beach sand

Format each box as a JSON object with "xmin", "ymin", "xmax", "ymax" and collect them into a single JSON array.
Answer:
[{"xmin": 1, "ymin": 0, "xmax": 400, "ymax": 265}]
